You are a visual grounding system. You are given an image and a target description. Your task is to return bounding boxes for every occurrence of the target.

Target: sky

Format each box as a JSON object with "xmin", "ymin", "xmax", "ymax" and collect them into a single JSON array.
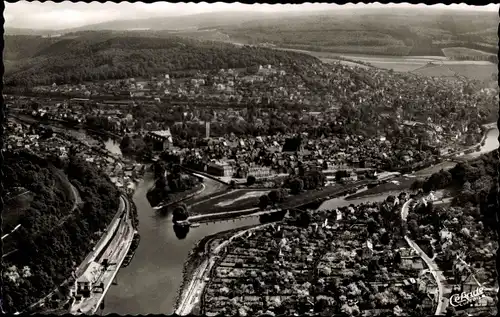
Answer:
[{"xmin": 5, "ymin": 1, "xmax": 499, "ymax": 30}]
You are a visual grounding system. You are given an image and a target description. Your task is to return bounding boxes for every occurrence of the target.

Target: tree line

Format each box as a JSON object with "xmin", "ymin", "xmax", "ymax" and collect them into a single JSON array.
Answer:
[
  {"xmin": 411, "ymin": 150, "xmax": 499, "ymax": 231},
  {"xmin": 2, "ymin": 151, "xmax": 121, "ymax": 314},
  {"xmin": 5, "ymin": 33, "xmax": 320, "ymax": 87}
]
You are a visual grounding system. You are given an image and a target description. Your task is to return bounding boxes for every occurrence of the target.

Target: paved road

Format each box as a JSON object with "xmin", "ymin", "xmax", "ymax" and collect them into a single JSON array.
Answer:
[
  {"xmin": 1, "ymin": 224, "xmax": 22, "ymax": 240},
  {"xmin": 152, "ymin": 183, "xmax": 206, "ymax": 210},
  {"xmin": 69, "ymin": 183, "xmax": 83, "ymax": 212},
  {"xmin": 5, "ymin": 190, "xmax": 30, "ymax": 202},
  {"xmin": 19, "ymin": 197, "xmax": 127, "ymax": 314},
  {"xmin": 195, "ymin": 176, "xmax": 227, "ymax": 198},
  {"xmin": 401, "ymin": 198, "xmax": 447, "ymax": 315},
  {"xmin": 3, "ymin": 185, "xmax": 79, "ymax": 242},
  {"xmin": 70, "ymin": 196, "xmax": 134, "ymax": 315},
  {"xmin": 405, "ymin": 236, "xmax": 447, "ymax": 315}
]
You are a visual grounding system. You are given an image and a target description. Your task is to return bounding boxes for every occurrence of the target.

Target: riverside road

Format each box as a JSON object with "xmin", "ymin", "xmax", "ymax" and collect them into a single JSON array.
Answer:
[{"xmin": 13, "ymin": 116, "xmax": 496, "ymax": 315}]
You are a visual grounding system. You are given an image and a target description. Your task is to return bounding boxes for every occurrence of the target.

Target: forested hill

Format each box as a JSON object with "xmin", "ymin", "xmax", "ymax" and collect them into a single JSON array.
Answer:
[{"xmin": 4, "ymin": 32, "xmax": 320, "ymax": 87}]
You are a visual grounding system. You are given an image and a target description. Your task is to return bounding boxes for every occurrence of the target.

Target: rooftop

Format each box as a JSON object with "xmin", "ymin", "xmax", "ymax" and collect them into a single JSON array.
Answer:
[
  {"xmin": 150, "ymin": 130, "xmax": 172, "ymax": 138},
  {"xmin": 77, "ymin": 261, "xmax": 101, "ymax": 284}
]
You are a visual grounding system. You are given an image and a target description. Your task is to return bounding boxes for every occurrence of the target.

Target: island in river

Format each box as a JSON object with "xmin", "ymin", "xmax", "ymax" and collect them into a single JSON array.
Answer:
[{"xmin": 7, "ymin": 112, "xmax": 498, "ymax": 315}]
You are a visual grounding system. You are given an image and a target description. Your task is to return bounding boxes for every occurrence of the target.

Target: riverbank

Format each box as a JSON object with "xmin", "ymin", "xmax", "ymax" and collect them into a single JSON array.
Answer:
[
  {"xmin": 189, "ymin": 188, "xmax": 269, "ymax": 216},
  {"xmin": 345, "ymin": 175, "xmax": 415, "ymax": 200},
  {"xmin": 175, "ymin": 222, "xmax": 276, "ymax": 316},
  {"xmin": 101, "ymin": 173, "xmax": 261, "ymax": 315},
  {"xmin": 187, "ymin": 179, "xmax": 381, "ymax": 223},
  {"xmin": 173, "ymin": 225, "xmax": 258, "ymax": 312},
  {"xmin": 13, "ymin": 111, "xmax": 497, "ymax": 314},
  {"xmin": 346, "ymin": 124, "xmax": 498, "ymax": 200},
  {"xmin": 150, "ymin": 183, "xmax": 205, "ymax": 211}
]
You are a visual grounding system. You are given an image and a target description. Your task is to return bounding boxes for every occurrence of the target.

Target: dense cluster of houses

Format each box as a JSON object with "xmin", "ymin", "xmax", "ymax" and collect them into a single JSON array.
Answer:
[
  {"xmin": 203, "ymin": 200, "xmax": 436, "ymax": 316},
  {"xmin": 28, "ymin": 64, "xmax": 324, "ymax": 106},
  {"xmin": 5, "ymin": 118, "xmax": 144, "ymax": 195},
  {"xmin": 6, "ymin": 57, "xmax": 494, "ymax": 185}
]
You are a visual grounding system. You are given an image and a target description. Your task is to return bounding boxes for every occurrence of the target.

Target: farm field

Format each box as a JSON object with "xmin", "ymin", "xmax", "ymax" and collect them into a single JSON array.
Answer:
[
  {"xmin": 338, "ymin": 54, "xmax": 496, "ymax": 77},
  {"xmin": 372, "ymin": 62, "xmax": 427, "ymax": 72},
  {"xmin": 445, "ymin": 64, "xmax": 498, "ymax": 81},
  {"xmin": 214, "ymin": 190, "xmax": 270, "ymax": 208},
  {"xmin": 321, "ymin": 58, "xmax": 371, "ymax": 69},
  {"xmin": 346, "ymin": 176, "xmax": 415, "ymax": 200},
  {"xmin": 273, "ymin": 46, "xmax": 498, "ymax": 80},
  {"xmin": 411, "ymin": 65, "xmax": 456, "ymax": 77},
  {"xmin": 442, "ymin": 47, "xmax": 496, "ymax": 58},
  {"xmin": 408, "ymin": 63, "xmax": 497, "ymax": 81}
]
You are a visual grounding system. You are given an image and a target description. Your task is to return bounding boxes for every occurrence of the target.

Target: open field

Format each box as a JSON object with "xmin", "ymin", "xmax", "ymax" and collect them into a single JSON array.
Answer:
[
  {"xmin": 442, "ymin": 47, "xmax": 496, "ymax": 58},
  {"xmin": 346, "ymin": 176, "xmax": 416, "ymax": 200},
  {"xmin": 274, "ymin": 46, "xmax": 497, "ymax": 79},
  {"xmin": 337, "ymin": 54, "xmax": 497, "ymax": 77},
  {"xmin": 190, "ymin": 189, "xmax": 269, "ymax": 215},
  {"xmin": 340, "ymin": 56, "xmax": 497, "ymax": 80},
  {"xmin": 445, "ymin": 64, "xmax": 497, "ymax": 81},
  {"xmin": 412, "ymin": 65, "xmax": 457, "ymax": 77},
  {"xmin": 321, "ymin": 58, "xmax": 371, "ymax": 69},
  {"xmin": 214, "ymin": 190, "xmax": 270, "ymax": 208}
]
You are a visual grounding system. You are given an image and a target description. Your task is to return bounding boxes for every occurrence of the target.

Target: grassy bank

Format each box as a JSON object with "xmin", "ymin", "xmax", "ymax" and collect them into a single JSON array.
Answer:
[
  {"xmin": 346, "ymin": 176, "xmax": 415, "ymax": 200},
  {"xmin": 190, "ymin": 189, "xmax": 270, "ymax": 216},
  {"xmin": 280, "ymin": 180, "xmax": 374, "ymax": 209}
]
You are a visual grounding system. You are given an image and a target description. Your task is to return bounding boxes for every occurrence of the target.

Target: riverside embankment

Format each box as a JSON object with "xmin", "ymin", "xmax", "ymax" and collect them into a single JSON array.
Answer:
[{"xmin": 13, "ymin": 115, "xmax": 498, "ymax": 315}]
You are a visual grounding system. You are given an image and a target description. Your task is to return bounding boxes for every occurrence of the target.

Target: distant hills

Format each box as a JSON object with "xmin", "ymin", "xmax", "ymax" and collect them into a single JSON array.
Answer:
[
  {"xmin": 4, "ymin": 7, "xmax": 498, "ymax": 86},
  {"xmin": 6, "ymin": 8, "xmax": 498, "ymax": 59},
  {"xmin": 5, "ymin": 10, "xmax": 302, "ymax": 35},
  {"xmin": 4, "ymin": 32, "xmax": 320, "ymax": 87},
  {"xmin": 220, "ymin": 9, "xmax": 499, "ymax": 56}
]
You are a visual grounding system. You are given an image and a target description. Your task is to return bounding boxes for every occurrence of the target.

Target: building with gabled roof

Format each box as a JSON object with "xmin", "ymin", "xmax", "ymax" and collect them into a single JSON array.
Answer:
[
  {"xmin": 74, "ymin": 261, "xmax": 101, "ymax": 297},
  {"xmin": 146, "ymin": 129, "xmax": 174, "ymax": 152}
]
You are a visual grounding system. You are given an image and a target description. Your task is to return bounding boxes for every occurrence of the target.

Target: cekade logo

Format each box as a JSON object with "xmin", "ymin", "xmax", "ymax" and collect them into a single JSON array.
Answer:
[{"xmin": 449, "ymin": 287, "xmax": 485, "ymax": 307}]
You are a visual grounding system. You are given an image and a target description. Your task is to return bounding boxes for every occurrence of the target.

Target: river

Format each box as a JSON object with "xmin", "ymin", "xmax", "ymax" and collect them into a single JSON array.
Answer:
[
  {"xmin": 100, "ymin": 125, "xmax": 497, "ymax": 314},
  {"xmin": 462, "ymin": 127, "xmax": 499, "ymax": 159},
  {"xmin": 102, "ymin": 174, "xmax": 409, "ymax": 314},
  {"xmin": 14, "ymin": 114, "xmax": 494, "ymax": 314},
  {"xmin": 102, "ymin": 175, "xmax": 260, "ymax": 314}
]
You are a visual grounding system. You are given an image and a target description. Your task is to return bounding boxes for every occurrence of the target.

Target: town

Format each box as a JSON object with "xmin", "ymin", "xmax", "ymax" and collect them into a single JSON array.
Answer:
[
  {"xmin": 5, "ymin": 59, "xmax": 497, "ymax": 183},
  {"xmin": 2, "ymin": 3, "xmax": 499, "ymax": 317},
  {"xmin": 4, "ymin": 56, "xmax": 498, "ymax": 316}
]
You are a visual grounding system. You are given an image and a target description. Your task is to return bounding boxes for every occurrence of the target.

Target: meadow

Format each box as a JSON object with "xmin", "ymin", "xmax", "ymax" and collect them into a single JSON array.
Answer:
[
  {"xmin": 291, "ymin": 48, "xmax": 498, "ymax": 81},
  {"xmin": 190, "ymin": 189, "xmax": 269, "ymax": 215},
  {"xmin": 442, "ymin": 46, "xmax": 496, "ymax": 58}
]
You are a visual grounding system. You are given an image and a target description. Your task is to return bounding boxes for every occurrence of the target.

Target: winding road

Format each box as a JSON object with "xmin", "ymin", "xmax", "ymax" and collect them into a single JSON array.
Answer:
[{"xmin": 401, "ymin": 198, "xmax": 447, "ymax": 315}]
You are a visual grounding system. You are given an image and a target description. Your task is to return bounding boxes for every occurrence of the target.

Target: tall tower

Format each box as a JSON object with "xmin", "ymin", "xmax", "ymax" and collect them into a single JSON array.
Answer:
[{"xmin": 206, "ymin": 121, "xmax": 210, "ymax": 139}]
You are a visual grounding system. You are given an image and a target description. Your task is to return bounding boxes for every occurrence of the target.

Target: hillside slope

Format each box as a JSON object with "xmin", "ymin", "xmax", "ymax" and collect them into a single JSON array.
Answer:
[
  {"xmin": 4, "ymin": 32, "xmax": 320, "ymax": 87},
  {"xmin": 221, "ymin": 9, "xmax": 498, "ymax": 56},
  {"xmin": 2, "ymin": 151, "xmax": 121, "ymax": 314}
]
